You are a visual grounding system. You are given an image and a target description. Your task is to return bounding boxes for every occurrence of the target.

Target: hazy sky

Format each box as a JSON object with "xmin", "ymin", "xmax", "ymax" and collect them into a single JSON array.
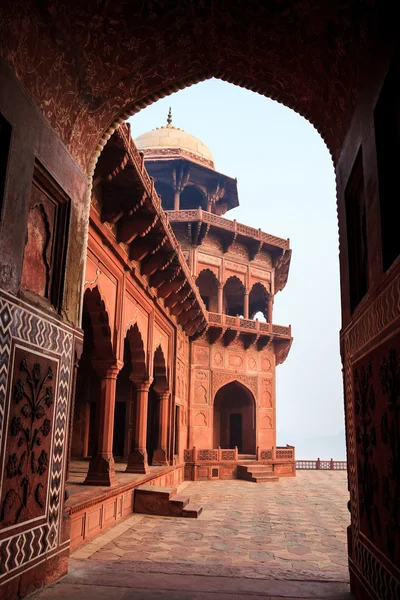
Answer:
[{"xmin": 128, "ymin": 78, "xmax": 344, "ymax": 449}]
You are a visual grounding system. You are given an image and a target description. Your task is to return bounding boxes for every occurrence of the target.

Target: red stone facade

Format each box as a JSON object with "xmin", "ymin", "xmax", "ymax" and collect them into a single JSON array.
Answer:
[{"xmin": 0, "ymin": 3, "xmax": 400, "ymax": 599}]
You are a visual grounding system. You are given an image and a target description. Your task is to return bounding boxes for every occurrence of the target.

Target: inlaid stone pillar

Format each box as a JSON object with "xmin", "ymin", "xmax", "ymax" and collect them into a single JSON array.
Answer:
[
  {"xmin": 126, "ymin": 379, "xmax": 151, "ymax": 473},
  {"xmin": 218, "ymin": 283, "xmax": 224, "ymax": 314},
  {"xmin": 267, "ymin": 296, "xmax": 274, "ymax": 323},
  {"xmin": 84, "ymin": 360, "xmax": 122, "ymax": 486},
  {"xmin": 244, "ymin": 290, "xmax": 249, "ymax": 319},
  {"xmin": 152, "ymin": 390, "xmax": 170, "ymax": 466}
]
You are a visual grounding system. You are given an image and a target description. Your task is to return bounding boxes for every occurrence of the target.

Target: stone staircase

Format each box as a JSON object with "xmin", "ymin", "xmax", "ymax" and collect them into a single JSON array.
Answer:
[
  {"xmin": 236, "ymin": 462, "xmax": 279, "ymax": 483},
  {"xmin": 134, "ymin": 485, "xmax": 203, "ymax": 518}
]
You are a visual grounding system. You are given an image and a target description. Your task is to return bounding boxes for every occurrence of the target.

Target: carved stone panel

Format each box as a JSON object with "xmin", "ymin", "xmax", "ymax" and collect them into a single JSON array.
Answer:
[
  {"xmin": 212, "ymin": 371, "xmax": 258, "ymax": 400},
  {"xmin": 194, "ymin": 345, "xmax": 209, "ymax": 367},
  {"xmin": 261, "ymin": 355, "xmax": 273, "ymax": 372},
  {"xmin": 194, "ymin": 410, "xmax": 208, "ymax": 427},
  {"xmin": 193, "ymin": 370, "xmax": 209, "ymax": 405},
  {"xmin": 259, "ymin": 410, "xmax": 273, "ymax": 429},
  {"xmin": 247, "ymin": 354, "xmax": 257, "ymax": 372},
  {"xmin": 353, "ymin": 334, "xmax": 400, "ymax": 569},
  {"xmin": 0, "ymin": 347, "xmax": 57, "ymax": 529},
  {"xmin": 213, "ymin": 350, "xmax": 224, "ymax": 368},
  {"xmin": 227, "ymin": 352, "xmax": 244, "ymax": 371},
  {"xmin": 260, "ymin": 378, "xmax": 273, "ymax": 408}
]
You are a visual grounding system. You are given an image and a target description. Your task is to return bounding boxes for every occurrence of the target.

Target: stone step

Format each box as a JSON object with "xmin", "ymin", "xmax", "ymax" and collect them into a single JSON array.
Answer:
[
  {"xmin": 182, "ymin": 503, "xmax": 203, "ymax": 518},
  {"xmin": 169, "ymin": 494, "xmax": 190, "ymax": 516},
  {"xmin": 134, "ymin": 485, "xmax": 178, "ymax": 516},
  {"xmin": 250, "ymin": 475, "xmax": 279, "ymax": 483}
]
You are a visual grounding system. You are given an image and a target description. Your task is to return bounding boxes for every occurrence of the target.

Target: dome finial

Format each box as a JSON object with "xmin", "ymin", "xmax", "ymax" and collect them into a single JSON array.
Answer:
[{"xmin": 167, "ymin": 107, "xmax": 172, "ymax": 127}]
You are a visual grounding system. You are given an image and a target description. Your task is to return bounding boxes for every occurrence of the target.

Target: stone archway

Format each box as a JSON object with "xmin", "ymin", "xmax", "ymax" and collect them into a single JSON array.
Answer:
[
  {"xmin": 0, "ymin": 4, "xmax": 400, "ymax": 598},
  {"xmin": 214, "ymin": 381, "xmax": 256, "ymax": 454}
]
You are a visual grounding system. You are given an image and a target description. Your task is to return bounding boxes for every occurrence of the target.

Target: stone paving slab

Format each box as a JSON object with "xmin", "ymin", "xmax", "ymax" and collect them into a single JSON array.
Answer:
[
  {"xmin": 33, "ymin": 472, "xmax": 351, "ymax": 600},
  {"xmin": 73, "ymin": 472, "xmax": 350, "ymax": 583}
]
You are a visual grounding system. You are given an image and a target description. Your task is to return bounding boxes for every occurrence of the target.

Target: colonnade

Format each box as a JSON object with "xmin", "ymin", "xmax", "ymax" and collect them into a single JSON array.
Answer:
[{"xmin": 75, "ymin": 359, "xmax": 172, "ymax": 487}]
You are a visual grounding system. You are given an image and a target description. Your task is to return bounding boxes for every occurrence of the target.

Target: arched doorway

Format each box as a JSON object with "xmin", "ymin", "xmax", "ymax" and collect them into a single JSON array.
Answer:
[
  {"xmin": 249, "ymin": 283, "xmax": 269, "ymax": 321},
  {"xmin": 213, "ymin": 381, "xmax": 256, "ymax": 454}
]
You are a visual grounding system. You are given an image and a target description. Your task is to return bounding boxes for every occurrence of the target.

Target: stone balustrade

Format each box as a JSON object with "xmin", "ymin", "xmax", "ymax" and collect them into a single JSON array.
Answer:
[
  {"xmin": 207, "ymin": 312, "xmax": 291, "ymax": 337},
  {"xmin": 166, "ymin": 208, "xmax": 290, "ymax": 250},
  {"xmin": 296, "ymin": 459, "xmax": 347, "ymax": 470}
]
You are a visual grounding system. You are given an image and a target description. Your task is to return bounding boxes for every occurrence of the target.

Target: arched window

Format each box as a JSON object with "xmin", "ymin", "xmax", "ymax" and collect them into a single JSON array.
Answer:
[
  {"xmin": 180, "ymin": 185, "xmax": 207, "ymax": 210},
  {"xmin": 196, "ymin": 269, "xmax": 219, "ymax": 311},
  {"xmin": 249, "ymin": 282, "xmax": 269, "ymax": 320},
  {"xmin": 223, "ymin": 276, "xmax": 245, "ymax": 316}
]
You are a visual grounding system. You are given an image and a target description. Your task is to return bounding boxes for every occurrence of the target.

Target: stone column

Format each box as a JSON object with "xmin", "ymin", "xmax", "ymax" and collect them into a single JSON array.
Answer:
[
  {"xmin": 152, "ymin": 390, "xmax": 170, "ymax": 466},
  {"xmin": 267, "ymin": 296, "xmax": 274, "ymax": 323},
  {"xmin": 217, "ymin": 283, "xmax": 224, "ymax": 314},
  {"xmin": 174, "ymin": 190, "xmax": 180, "ymax": 211},
  {"xmin": 244, "ymin": 290, "xmax": 249, "ymax": 319},
  {"xmin": 84, "ymin": 361, "xmax": 122, "ymax": 486},
  {"xmin": 126, "ymin": 380, "xmax": 151, "ymax": 473}
]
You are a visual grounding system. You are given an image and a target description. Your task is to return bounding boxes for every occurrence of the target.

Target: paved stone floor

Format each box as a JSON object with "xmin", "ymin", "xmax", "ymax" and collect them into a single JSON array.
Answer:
[{"xmin": 33, "ymin": 472, "xmax": 352, "ymax": 599}]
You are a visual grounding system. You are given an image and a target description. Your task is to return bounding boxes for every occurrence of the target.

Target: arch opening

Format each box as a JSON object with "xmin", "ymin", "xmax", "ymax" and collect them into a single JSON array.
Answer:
[
  {"xmin": 180, "ymin": 185, "xmax": 207, "ymax": 210},
  {"xmin": 147, "ymin": 345, "xmax": 169, "ymax": 465},
  {"xmin": 213, "ymin": 381, "xmax": 256, "ymax": 454},
  {"xmin": 249, "ymin": 283, "xmax": 269, "ymax": 321},
  {"xmin": 224, "ymin": 276, "xmax": 245, "ymax": 317},
  {"xmin": 196, "ymin": 268, "xmax": 219, "ymax": 312}
]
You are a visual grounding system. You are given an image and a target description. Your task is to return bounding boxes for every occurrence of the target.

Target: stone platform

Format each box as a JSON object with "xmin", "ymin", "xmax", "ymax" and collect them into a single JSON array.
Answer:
[
  {"xmin": 65, "ymin": 459, "xmax": 185, "ymax": 551},
  {"xmin": 34, "ymin": 471, "xmax": 350, "ymax": 599}
]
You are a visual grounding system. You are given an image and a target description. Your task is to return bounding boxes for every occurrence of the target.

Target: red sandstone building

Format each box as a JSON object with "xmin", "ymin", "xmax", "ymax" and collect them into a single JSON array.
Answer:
[
  {"xmin": 70, "ymin": 115, "xmax": 294, "ymax": 503},
  {"xmin": 1, "ymin": 4, "xmax": 399, "ymax": 599}
]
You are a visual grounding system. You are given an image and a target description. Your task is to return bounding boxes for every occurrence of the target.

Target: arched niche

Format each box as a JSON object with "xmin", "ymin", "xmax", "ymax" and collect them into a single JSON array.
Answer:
[
  {"xmin": 224, "ymin": 275, "xmax": 245, "ymax": 317},
  {"xmin": 213, "ymin": 380, "xmax": 256, "ymax": 454},
  {"xmin": 196, "ymin": 268, "xmax": 219, "ymax": 312}
]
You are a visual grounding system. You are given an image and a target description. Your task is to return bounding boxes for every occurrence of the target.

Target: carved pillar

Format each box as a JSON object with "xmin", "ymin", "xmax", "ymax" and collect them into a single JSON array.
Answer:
[
  {"xmin": 153, "ymin": 390, "xmax": 170, "ymax": 465},
  {"xmin": 126, "ymin": 379, "xmax": 151, "ymax": 473},
  {"xmin": 267, "ymin": 296, "xmax": 274, "ymax": 323},
  {"xmin": 84, "ymin": 361, "xmax": 122, "ymax": 486},
  {"xmin": 244, "ymin": 290, "xmax": 249, "ymax": 319},
  {"xmin": 174, "ymin": 191, "xmax": 180, "ymax": 211},
  {"xmin": 218, "ymin": 283, "xmax": 224, "ymax": 314}
]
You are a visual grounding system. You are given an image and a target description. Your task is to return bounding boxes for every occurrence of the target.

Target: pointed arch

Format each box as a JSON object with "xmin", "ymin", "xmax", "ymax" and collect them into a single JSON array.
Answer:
[
  {"xmin": 196, "ymin": 268, "xmax": 220, "ymax": 312},
  {"xmin": 249, "ymin": 282, "xmax": 269, "ymax": 320},
  {"xmin": 82, "ymin": 286, "xmax": 114, "ymax": 360},
  {"xmin": 223, "ymin": 275, "xmax": 245, "ymax": 317},
  {"xmin": 153, "ymin": 344, "xmax": 168, "ymax": 392},
  {"xmin": 126, "ymin": 323, "xmax": 147, "ymax": 381},
  {"xmin": 213, "ymin": 380, "xmax": 256, "ymax": 453}
]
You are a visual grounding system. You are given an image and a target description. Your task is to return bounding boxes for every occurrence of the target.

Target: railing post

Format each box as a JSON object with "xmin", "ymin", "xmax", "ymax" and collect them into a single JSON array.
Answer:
[
  {"xmin": 272, "ymin": 446, "xmax": 276, "ymax": 461},
  {"xmin": 330, "ymin": 458, "xmax": 334, "ymax": 470},
  {"xmin": 235, "ymin": 446, "xmax": 238, "ymax": 461},
  {"xmin": 193, "ymin": 446, "xmax": 198, "ymax": 463},
  {"xmin": 316, "ymin": 457, "xmax": 321, "ymax": 470},
  {"xmin": 256, "ymin": 446, "xmax": 260, "ymax": 461},
  {"xmin": 218, "ymin": 446, "xmax": 221, "ymax": 461}
]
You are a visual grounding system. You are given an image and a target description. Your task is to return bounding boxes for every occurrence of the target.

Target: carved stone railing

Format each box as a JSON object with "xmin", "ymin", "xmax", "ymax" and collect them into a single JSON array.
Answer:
[
  {"xmin": 296, "ymin": 459, "xmax": 347, "ymax": 470},
  {"xmin": 166, "ymin": 208, "xmax": 290, "ymax": 250},
  {"xmin": 207, "ymin": 312, "xmax": 291, "ymax": 338},
  {"xmin": 184, "ymin": 446, "xmax": 295, "ymax": 462},
  {"xmin": 184, "ymin": 447, "xmax": 239, "ymax": 462}
]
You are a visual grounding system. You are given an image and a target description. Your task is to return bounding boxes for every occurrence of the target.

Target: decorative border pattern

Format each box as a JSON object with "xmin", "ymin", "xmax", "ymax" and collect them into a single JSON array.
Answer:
[
  {"xmin": 342, "ymin": 271, "xmax": 400, "ymax": 599},
  {"xmin": 0, "ymin": 293, "xmax": 74, "ymax": 580}
]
